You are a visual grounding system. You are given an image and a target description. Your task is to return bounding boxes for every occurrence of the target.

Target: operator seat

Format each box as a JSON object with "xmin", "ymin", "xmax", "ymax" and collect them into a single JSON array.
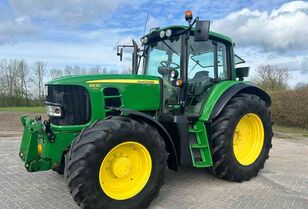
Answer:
[{"xmin": 189, "ymin": 71, "xmax": 212, "ymax": 97}]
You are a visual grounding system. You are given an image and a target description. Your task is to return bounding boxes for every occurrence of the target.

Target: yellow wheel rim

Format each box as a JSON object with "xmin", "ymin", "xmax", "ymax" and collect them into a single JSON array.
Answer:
[
  {"xmin": 233, "ymin": 113, "xmax": 264, "ymax": 166},
  {"xmin": 99, "ymin": 141, "xmax": 152, "ymax": 200}
]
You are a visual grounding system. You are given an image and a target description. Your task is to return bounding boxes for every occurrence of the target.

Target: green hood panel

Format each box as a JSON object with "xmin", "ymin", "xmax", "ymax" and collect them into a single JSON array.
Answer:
[{"xmin": 47, "ymin": 74, "xmax": 161, "ymax": 123}]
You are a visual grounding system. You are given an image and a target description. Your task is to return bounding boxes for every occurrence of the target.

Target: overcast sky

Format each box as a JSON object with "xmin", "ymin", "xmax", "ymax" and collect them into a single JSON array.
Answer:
[{"xmin": 0, "ymin": 0, "xmax": 307, "ymax": 86}]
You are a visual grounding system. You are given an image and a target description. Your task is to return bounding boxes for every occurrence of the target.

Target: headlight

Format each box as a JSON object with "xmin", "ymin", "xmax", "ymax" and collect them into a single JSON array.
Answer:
[
  {"xmin": 46, "ymin": 104, "xmax": 63, "ymax": 117},
  {"xmin": 166, "ymin": 29, "xmax": 172, "ymax": 37},
  {"xmin": 159, "ymin": 30, "xmax": 166, "ymax": 38}
]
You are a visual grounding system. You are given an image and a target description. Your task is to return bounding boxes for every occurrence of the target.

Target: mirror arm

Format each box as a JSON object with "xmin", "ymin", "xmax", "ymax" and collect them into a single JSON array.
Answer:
[{"xmin": 188, "ymin": 17, "xmax": 199, "ymax": 30}]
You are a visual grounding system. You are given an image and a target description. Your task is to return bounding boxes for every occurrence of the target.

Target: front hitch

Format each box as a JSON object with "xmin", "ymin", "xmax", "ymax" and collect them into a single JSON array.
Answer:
[{"xmin": 19, "ymin": 115, "xmax": 52, "ymax": 172}]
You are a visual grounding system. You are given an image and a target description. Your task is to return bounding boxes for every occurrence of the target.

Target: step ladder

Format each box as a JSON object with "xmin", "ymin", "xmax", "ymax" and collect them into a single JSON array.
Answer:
[{"xmin": 188, "ymin": 121, "xmax": 213, "ymax": 168}]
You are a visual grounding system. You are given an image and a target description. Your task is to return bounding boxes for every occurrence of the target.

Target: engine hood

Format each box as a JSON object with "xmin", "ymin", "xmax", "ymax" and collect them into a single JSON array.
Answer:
[
  {"xmin": 46, "ymin": 74, "xmax": 162, "ymax": 117},
  {"xmin": 47, "ymin": 74, "xmax": 160, "ymax": 86}
]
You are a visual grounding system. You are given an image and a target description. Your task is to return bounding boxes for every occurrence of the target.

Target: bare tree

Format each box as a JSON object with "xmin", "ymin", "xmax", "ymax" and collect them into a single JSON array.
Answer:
[
  {"xmin": 251, "ymin": 65, "xmax": 289, "ymax": 91},
  {"xmin": 50, "ymin": 68, "xmax": 64, "ymax": 79},
  {"xmin": 295, "ymin": 82, "xmax": 308, "ymax": 90},
  {"xmin": 17, "ymin": 60, "xmax": 30, "ymax": 104},
  {"xmin": 120, "ymin": 69, "xmax": 132, "ymax": 74},
  {"xmin": 64, "ymin": 65, "xmax": 86, "ymax": 75},
  {"xmin": 32, "ymin": 61, "xmax": 46, "ymax": 101},
  {"xmin": 0, "ymin": 59, "xmax": 33, "ymax": 106},
  {"xmin": 89, "ymin": 65, "xmax": 108, "ymax": 74}
]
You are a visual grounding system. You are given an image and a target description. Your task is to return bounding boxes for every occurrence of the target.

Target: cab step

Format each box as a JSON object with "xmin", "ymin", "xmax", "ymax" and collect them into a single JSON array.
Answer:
[{"xmin": 188, "ymin": 121, "xmax": 213, "ymax": 168}]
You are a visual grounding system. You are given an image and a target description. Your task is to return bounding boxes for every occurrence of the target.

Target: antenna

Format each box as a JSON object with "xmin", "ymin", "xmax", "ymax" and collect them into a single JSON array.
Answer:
[{"xmin": 143, "ymin": 11, "xmax": 150, "ymax": 35}]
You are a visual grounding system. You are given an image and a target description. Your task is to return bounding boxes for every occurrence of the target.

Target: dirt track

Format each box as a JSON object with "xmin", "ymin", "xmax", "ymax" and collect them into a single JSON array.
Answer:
[{"xmin": 0, "ymin": 112, "xmax": 47, "ymax": 137}]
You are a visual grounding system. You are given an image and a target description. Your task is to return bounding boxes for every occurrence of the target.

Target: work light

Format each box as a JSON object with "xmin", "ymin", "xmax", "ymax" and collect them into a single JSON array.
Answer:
[
  {"xmin": 141, "ymin": 37, "xmax": 148, "ymax": 44},
  {"xmin": 159, "ymin": 31, "xmax": 166, "ymax": 38},
  {"xmin": 166, "ymin": 29, "xmax": 172, "ymax": 37}
]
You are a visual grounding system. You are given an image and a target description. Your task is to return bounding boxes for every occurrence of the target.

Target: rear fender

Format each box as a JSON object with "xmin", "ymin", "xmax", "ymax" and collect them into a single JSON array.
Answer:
[{"xmin": 209, "ymin": 83, "xmax": 271, "ymax": 120}]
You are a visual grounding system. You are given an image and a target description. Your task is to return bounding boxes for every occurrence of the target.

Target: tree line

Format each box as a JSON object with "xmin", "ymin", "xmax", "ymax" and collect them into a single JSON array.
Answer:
[
  {"xmin": 0, "ymin": 59, "xmax": 130, "ymax": 107},
  {"xmin": 251, "ymin": 65, "xmax": 308, "ymax": 129}
]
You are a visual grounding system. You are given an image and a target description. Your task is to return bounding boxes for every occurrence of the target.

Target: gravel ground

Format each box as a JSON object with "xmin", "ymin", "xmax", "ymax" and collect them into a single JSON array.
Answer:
[{"xmin": 0, "ymin": 111, "xmax": 308, "ymax": 209}]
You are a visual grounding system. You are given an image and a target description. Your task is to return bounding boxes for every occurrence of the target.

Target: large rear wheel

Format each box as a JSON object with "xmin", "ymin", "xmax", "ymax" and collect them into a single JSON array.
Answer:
[
  {"xmin": 65, "ymin": 116, "xmax": 167, "ymax": 209},
  {"xmin": 211, "ymin": 93, "xmax": 272, "ymax": 182}
]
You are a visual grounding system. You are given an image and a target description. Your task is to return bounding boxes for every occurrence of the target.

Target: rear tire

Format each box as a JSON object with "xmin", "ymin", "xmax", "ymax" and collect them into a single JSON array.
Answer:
[
  {"xmin": 65, "ymin": 116, "xmax": 167, "ymax": 209},
  {"xmin": 211, "ymin": 93, "xmax": 272, "ymax": 182}
]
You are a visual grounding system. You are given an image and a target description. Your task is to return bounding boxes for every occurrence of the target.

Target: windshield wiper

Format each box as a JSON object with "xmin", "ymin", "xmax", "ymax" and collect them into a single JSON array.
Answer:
[
  {"xmin": 188, "ymin": 61, "xmax": 199, "ymax": 76},
  {"xmin": 162, "ymin": 40, "xmax": 179, "ymax": 56}
]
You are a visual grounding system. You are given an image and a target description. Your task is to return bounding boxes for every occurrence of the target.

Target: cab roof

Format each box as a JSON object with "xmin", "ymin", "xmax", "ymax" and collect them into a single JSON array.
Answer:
[{"xmin": 143, "ymin": 25, "xmax": 233, "ymax": 44}]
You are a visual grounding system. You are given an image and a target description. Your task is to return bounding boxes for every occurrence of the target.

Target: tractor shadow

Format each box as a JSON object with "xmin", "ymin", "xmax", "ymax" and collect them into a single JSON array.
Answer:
[
  {"xmin": 164, "ymin": 165, "xmax": 228, "ymax": 186},
  {"xmin": 148, "ymin": 166, "xmax": 236, "ymax": 208}
]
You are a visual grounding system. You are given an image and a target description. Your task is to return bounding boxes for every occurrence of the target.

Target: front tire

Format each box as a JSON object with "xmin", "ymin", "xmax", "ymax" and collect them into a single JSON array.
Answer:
[
  {"xmin": 211, "ymin": 93, "xmax": 272, "ymax": 182},
  {"xmin": 65, "ymin": 116, "xmax": 167, "ymax": 209}
]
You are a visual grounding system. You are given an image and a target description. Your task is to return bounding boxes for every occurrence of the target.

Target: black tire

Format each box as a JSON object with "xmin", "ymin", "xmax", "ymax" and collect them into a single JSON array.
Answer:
[
  {"xmin": 64, "ymin": 116, "xmax": 167, "ymax": 209},
  {"xmin": 52, "ymin": 153, "xmax": 65, "ymax": 175},
  {"xmin": 211, "ymin": 93, "xmax": 272, "ymax": 182}
]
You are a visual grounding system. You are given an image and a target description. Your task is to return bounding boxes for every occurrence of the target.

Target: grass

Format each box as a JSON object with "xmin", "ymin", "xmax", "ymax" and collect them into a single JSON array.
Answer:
[
  {"xmin": 273, "ymin": 124, "xmax": 308, "ymax": 137},
  {"xmin": 0, "ymin": 106, "xmax": 45, "ymax": 113}
]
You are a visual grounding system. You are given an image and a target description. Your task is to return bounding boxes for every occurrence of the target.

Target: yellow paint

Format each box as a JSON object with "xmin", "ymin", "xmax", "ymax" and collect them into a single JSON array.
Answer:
[
  {"xmin": 233, "ymin": 113, "xmax": 264, "ymax": 166},
  {"xmin": 87, "ymin": 79, "xmax": 159, "ymax": 85},
  {"xmin": 88, "ymin": 83, "xmax": 101, "ymax": 88},
  {"xmin": 99, "ymin": 141, "xmax": 152, "ymax": 200},
  {"xmin": 37, "ymin": 144, "xmax": 43, "ymax": 155}
]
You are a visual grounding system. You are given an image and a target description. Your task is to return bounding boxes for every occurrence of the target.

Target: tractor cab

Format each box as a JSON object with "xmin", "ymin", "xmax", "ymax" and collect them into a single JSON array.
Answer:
[
  {"xmin": 140, "ymin": 25, "xmax": 233, "ymax": 116},
  {"xmin": 117, "ymin": 12, "xmax": 237, "ymax": 118}
]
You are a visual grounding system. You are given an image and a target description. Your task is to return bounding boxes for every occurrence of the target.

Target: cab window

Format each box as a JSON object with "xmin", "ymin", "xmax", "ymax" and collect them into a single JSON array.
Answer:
[
  {"xmin": 186, "ymin": 39, "xmax": 228, "ymax": 115},
  {"xmin": 188, "ymin": 40, "xmax": 227, "ymax": 80}
]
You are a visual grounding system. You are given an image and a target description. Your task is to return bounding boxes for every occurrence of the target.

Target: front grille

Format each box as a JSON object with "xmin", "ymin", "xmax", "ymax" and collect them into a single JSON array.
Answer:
[{"xmin": 46, "ymin": 85, "xmax": 91, "ymax": 125}]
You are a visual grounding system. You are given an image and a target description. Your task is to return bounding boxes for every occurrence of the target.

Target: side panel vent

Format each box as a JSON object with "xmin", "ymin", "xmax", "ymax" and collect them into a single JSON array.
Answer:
[
  {"xmin": 103, "ymin": 87, "xmax": 122, "ymax": 117},
  {"xmin": 103, "ymin": 87, "xmax": 120, "ymax": 96}
]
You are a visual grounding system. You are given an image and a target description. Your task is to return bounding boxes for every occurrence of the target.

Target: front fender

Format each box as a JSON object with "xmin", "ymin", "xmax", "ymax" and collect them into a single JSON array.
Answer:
[{"xmin": 108, "ymin": 107, "xmax": 178, "ymax": 171}]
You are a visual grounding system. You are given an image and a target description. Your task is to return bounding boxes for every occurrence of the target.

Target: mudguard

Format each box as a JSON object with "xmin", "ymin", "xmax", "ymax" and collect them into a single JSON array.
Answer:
[
  {"xmin": 209, "ymin": 83, "xmax": 271, "ymax": 120},
  {"xmin": 108, "ymin": 107, "xmax": 178, "ymax": 171}
]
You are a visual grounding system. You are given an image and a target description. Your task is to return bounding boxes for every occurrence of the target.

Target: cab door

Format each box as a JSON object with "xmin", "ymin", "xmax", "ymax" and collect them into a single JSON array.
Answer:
[{"xmin": 186, "ymin": 39, "xmax": 229, "ymax": 116}]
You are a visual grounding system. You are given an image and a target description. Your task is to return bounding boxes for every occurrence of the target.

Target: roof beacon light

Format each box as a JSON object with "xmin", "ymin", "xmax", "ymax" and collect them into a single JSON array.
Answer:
[{"xmin": 185, "ymin": 10, "xmax": 193, "ymax": 22}]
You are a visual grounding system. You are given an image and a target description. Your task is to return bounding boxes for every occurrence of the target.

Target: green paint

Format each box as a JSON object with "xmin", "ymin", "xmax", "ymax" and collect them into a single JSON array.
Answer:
[
  {"xmin": 199, "ymin": 81, "xmax": 244, "ymax": 121},
  {"xmin": 189, "ymin": 121, "xmax": 212, "ymax": 167},
  {"xmin": 19, "ymin": 75, "xmax": 161, "ymax": 171}
]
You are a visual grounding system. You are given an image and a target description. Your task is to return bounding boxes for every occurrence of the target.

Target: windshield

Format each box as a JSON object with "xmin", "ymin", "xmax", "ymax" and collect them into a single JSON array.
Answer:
[
  {"xmin": 143, "ymin": 36, "xmax": 182, "ymax": 112},
  {"xmin": 144, "ymin": 36, "xmax": 181, "ymax": 77}
]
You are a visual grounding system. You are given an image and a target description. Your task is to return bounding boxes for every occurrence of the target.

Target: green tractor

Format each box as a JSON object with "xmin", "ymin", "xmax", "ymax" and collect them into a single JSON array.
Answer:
[{"xmin": 19, "ymin": 11, "xmax": 272, "ymax": 209}]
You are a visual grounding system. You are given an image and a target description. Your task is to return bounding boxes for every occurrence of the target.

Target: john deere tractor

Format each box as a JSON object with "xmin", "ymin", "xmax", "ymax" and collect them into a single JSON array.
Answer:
[{"xmin": 19, "ymin": 11, "xmax": 272, "ymax": 209}]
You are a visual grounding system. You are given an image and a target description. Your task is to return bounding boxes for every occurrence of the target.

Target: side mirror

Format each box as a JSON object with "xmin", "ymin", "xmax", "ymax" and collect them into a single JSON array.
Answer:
[
  {"xmin": 236, "ymin": 67, "xmax": 250, "ymax": 81},
  {"xmin": 117, "ymin": 47, "xmax": 123, "ymax": 61},
  {"xmin": 194, "ymin": 20, "xmax": 210, "ymax": 41}
]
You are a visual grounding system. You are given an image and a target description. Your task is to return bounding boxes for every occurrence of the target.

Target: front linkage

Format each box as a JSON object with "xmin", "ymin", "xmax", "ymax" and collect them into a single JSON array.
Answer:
[
  {"xmin": 19, "ymin": 115, "xmax": 74, "ymax": 172},
  {"xmin": 19, "ymin": 115, "xmax": 52, "ymax": 172}
]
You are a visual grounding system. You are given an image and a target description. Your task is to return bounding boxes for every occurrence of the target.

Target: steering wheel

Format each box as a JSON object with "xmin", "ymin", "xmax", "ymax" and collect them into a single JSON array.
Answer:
[{"xmin": 160, "ymin": 61, "xmax": 180, "ymax": 70}]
